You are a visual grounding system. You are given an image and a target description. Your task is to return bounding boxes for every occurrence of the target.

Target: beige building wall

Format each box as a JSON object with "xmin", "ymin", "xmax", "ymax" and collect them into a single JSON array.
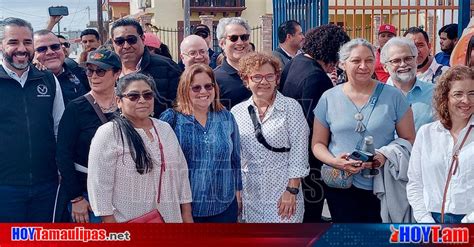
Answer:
[{"xmin": 130, "ymin": 0, "xmax": 271, "ymax": 28}]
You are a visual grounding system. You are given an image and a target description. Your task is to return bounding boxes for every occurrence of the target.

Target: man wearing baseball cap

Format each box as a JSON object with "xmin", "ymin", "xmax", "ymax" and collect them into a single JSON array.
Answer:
[
  {"xmin": 375, "ymin": 24, "xmax": 396, "ymax": 82},
  {"xmin": 191, "ymin": 24, "xmax": 218, "ymax": 68}
]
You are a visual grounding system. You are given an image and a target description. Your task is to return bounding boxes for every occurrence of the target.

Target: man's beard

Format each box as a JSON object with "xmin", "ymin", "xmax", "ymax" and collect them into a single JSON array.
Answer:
[
  {"xmin": 441, "ymin": 44, "xmax": 454, "ymax": 54},
  {"xmin": 391, "ymin": 69, "xmax": 416, "ymax": 84},
  {"xmin": 4, "ymin": 51, "xmax": 32, "ymax": 70}
]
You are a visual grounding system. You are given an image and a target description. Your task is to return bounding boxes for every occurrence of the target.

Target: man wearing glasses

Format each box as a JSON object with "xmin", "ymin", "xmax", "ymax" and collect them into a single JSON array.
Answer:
[
  {"xmin": 0, "ymin": 18, "xmax": 64, "ymax": 222},
  {"xmin": 179, "ymin": 35, "xmax": 210, "ymax": 69},
  {"xmin": 381, "ymin": 37, "xmax": 434, "ymax": 132},
  {"xmin": 34, "ymin": 30, "xmax": 89, "ymax": 106},
  {"xmin": 111, "ymin": 18, "xmax": 181, "ymax": 117},
  {"xmin": 214, "ymin": 17, "xmax": 252, "ymax": 109}
]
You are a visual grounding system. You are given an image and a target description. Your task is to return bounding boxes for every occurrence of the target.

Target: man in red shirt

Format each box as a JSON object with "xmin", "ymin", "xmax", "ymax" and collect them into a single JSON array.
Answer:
[{"xmin": 375, "ymin": 24, "xmax": 396, "ymax": 82}]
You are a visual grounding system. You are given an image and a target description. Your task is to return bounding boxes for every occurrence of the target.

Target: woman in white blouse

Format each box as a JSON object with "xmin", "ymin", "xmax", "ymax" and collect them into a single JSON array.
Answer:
[
  {"xmin": 231, "ymin": 52, "xmax": 309, "ymax": 223},
  {"xmin": 407, "ymin": 65, "xmax": 474, "ymax": 223},
  {"xmin": 87, "ymin": 73, "xmax": 193, "ymax": 223}
]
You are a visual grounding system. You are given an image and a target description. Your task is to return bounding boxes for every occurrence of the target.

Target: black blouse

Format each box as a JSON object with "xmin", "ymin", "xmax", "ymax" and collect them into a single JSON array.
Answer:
[{"xmin": 56, "ymin": 95, "xmax": 114, "ymax": 200}]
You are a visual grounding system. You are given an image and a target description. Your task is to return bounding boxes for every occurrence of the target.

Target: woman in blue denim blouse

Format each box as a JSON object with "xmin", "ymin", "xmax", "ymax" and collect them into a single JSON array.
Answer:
[{"xmin": 160, "ymin": 63, "xmax": 242, "ymax": 223}]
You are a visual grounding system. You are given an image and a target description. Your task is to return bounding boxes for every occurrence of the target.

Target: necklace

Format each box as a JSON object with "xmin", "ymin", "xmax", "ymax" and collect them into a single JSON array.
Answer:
[
  {"xmin": 258, "ymin": 105, "xmax": 270, "ymax": 117},
  {"xmin": 91, "ymin": 92, "xmax": 117, "ymax": 113}
]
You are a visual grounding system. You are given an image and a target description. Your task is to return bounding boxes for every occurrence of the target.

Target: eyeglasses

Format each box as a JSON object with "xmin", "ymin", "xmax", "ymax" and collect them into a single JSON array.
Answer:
[
  {"xmin": 387, "ymin": 56, "xmax": 416, "ymax": 66},
  {"xmin": 450, "ymin": 92, "xmax": 474, "ymax": 101},
  {"xmin": 182, "ymin": 49, "xmax": 207, "ymax": 58},
  {"xmin": 113, "ymin": 35, "xmax": 139, "ymax": 46},
  {"xmin": 120, "ymin": 91, "xmax": 155, "ymax": 102},
  {"xmin": 61, "ymin": 42, "xmax": 71, "ymax": 48},
  {"xmin": 86, "ymin": 68, "xmax": 108, "ymax": 77},
  {"xmin": 227, "ymin": 34, "xmax": 250, "ymax": 42},
  {"xmin": 190, "ymin": 83, "xmax": 214, "ymax": 93},
  {"xmin": 35, "ymin": 43, "xmax": 62, "ymax": 53},
  {"xmin": 249, "ymin": 73, "xmax": 278, "ymax": 83}
]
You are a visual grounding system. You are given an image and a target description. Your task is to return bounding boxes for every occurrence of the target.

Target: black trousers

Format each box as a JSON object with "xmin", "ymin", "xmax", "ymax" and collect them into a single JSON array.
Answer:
[
  {"xmin": 302, "ymin": 152, "xmax": 325, "ymax": 223},
  {"xmin": 325, "ymin": 185, "xmax": 382, "ymax": 223}
]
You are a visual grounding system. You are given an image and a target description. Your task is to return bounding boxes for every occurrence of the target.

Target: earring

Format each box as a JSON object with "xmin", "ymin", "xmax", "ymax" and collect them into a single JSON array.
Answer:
[{"xmin": 150, "ymin": 111, "xmax": 154, "ymax": 117}]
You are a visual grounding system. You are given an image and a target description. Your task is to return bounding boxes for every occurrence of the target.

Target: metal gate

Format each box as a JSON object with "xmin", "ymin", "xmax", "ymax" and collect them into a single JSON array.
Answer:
[
  {"xmin": 329, "ymin": 0, "xmax": 460, "ymax": 49},
  {"xmin": 272, "ymin": 0, "xmax": 327, "ymax": 49}
]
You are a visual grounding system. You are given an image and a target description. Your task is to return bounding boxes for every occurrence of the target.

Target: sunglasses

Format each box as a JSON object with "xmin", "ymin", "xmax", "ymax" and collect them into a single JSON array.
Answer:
[
  {"xmin": 35, "ymin": 43, "xmax": 62, "ymax": 53},
  {"xmin": 61, "ymin": 42, "xmax": 71, "ymax": 48},
  {"xmin": 195, "ymin": 30, "xmax": 209, "ymax": 39},
  {"xmin": 113, "ymin": 35, "xmax": 139, "ymax": 46},
  {"xmin": 190, "ymin": 83, "xmax": 214, "ymax": 93},
  {"xmin": 120, "ymin": 91, "xmax": 155, "ymax": 102},
  {"xmin": 86, "ymin": 68, "xmax": 108, "ymax": 77},
  {"xmin": 227, "ymin": 34, "xmax": 250, "ymax": 42}
]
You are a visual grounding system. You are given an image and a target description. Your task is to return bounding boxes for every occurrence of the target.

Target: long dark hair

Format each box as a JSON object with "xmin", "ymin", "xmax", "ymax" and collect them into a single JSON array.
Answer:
[
  {"xmin": 465, "ymin": 36, "xmax": 474, "ymax": 67},
  {"xmin": 114, "ymin": 73, "xmax": 157, "ymax": 174}
]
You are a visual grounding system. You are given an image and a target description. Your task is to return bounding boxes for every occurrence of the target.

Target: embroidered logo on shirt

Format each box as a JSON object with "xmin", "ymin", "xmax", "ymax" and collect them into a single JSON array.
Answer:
[{"xmin": 36, "ymin": 84, "xmax": 51, "ymax": 97}]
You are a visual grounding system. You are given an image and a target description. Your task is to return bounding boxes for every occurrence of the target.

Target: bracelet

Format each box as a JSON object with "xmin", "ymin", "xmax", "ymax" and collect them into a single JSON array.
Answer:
[{"xmin": 70, "ymin": 196, "xmax": 85, "ymax": 203}]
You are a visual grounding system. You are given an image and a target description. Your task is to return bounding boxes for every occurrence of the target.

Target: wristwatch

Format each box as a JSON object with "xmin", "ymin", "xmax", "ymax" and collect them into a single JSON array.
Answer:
[{"xmin": 286, "ymin": 186, "xmax": 299, "ymax": 195}]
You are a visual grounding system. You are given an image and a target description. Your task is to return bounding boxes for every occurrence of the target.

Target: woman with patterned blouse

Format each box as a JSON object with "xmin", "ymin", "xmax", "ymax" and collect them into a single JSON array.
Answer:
[
  {"xmin": 231, "ymin": 52, "xmax": 309, "ymax": 223},
  {"xmin": 160, "ymin": 64, "xmax": 242, "ymax": 223},
  {"xmin": 88, "ymin": 73, "xmax": 193, "ymax": 223}
]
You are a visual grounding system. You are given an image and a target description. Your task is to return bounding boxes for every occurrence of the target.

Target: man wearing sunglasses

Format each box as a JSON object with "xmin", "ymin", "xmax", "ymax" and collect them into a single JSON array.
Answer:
[
  {"xmin": 214, "ymin": 17, "xmax": 252, "ymax": 110},
  {"xmin": 0, "ymin": 18, "xmax": 65, "ymax": 222},
  {"xmin": 34, "ymin": 30, "xmax": 89, "ymax": 106},
  {"xmin": 111, "ymin": 18, "xmax": 181, "ymax": 117}
]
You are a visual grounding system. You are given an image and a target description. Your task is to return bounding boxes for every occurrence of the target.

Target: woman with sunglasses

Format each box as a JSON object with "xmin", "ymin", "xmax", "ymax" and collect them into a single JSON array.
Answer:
[
  {"xmin": 56, "ymin": 49, "xmax": 122, "ymax": 223},
  {"xmin": 160, "ymin": 63, "xmax": 242, "ymax": 223},
  {"xmin": 230, "ymin": 52, "xmax": 309, "ymax": 223},
  {"xmin": 407, "ymin": 66, "xmax": 474, "ymax": 223},
  {"xmin": 88, "ymin": 73, "xmax": 193, "ymax": 223}
]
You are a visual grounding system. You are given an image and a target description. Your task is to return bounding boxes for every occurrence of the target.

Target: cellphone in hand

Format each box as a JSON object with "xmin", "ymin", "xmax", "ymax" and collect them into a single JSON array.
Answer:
[
  {"xmin": 348, "ymin": 150, "xmax": 374, "ymax": 163},
  {"xmin": 49, "ymin": 6, "xmax": 69, "ymax": 16}
]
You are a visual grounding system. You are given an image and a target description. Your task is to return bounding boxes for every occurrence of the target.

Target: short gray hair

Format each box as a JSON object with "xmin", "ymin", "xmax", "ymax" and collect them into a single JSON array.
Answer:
[
  {"xmin": 338, "ymin": 38, "xmax": 375, "ymax": 63},
  {"xmin": 216, "ymin": 17, "xmax": 251, "ymax": 40},
  {"xmin": 380, "ymin": 37, "xmax": 418, "ymax": 64},
  {"xmin": 0, "ymin": 17, "xmax": 33, "ymax": 41}
]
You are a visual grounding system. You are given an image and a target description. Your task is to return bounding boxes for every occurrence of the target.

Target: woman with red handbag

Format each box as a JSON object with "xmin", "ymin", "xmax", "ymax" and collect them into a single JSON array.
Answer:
[
  {"xmin": 407, "ymin": 66, "xmax": 474, "ymax": 223},
  {"xmin": 87, "ymin": 73, "xmax": 193, "ymax": 223}
]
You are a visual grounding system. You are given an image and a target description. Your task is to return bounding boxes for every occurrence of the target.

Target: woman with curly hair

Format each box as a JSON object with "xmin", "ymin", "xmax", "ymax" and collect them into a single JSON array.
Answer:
[
  {"xmin": 280, "ymin": 24, "xmax": 350, "ymax": 223},
  {"xmin": 407, "ymin": 65, "xmax": 474, "ymax": 223},
  {"xmin": 231, "ymin": 52, "xmax": 309, "ymax": 223}
]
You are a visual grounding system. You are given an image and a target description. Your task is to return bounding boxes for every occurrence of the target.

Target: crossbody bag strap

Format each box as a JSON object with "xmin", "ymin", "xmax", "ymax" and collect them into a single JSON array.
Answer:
[
  {"xmin": 440, "ymin": 125, "xmax": 473, "ymax": 223},
  {"xmin": 151, "ymin": 121, "xmax": 166, "ymax": 204},
  {"xmin": 84, "ymin": 93, "xmax": 108, "ymax": 124},
  {"xmin": 356, "ymin": 83, "xmax": 385, "ymax": 149}
]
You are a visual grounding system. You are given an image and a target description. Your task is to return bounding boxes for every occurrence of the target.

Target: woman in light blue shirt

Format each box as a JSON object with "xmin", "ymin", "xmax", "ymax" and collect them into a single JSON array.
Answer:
[
  {"xmin": 160, "ymin": 63, "xmax": 242, "ymax": 222},
  {"xmin": 311, "ymin": 39, "xmax": 416, "ymax": 222}
]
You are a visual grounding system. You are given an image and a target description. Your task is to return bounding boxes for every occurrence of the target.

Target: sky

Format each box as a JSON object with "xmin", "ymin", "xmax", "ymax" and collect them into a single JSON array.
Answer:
[{"xmin": 0, "ymin": 0, "xmax": 99, "ymax": 32}]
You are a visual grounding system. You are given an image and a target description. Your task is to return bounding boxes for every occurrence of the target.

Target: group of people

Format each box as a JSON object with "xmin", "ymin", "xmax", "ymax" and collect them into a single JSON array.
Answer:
[{"xmin": 0, "ymin": 14, "xmax": 472, "ymax": 224}]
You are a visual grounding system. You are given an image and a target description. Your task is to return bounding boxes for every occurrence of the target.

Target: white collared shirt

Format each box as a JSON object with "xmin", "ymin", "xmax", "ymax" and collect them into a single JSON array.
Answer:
[
  {"xmin": 417, "ymin": 59, "xmax": 449, "ymax": 84},
  {"xmin": 407, "ymin": 115, "xmax": 474, "ymax": 223},
  {"xmin": 2, "ymin": 64, "xmax": 65, "ymax": 135}
]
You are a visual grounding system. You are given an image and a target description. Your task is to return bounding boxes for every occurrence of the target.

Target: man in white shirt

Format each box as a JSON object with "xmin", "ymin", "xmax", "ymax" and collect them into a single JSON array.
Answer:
[
  {"xmin": 272, "ymin": 20, "xmax": 305, "ymax": 68},
  {"xmin": 0, "ymin": 17, "xmax": 64, "ymax": 222},
  {"xmin": 381, "ymin": 37, "xmax": 435, "ymax": 131},
  {"xmin": 403, "ymin": 27, "xmax": 449, "ymax": 84}
]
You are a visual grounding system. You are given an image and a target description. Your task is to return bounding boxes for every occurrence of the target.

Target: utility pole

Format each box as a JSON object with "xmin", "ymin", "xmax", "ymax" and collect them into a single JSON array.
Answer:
[
  {"xmin": 184, "ymin": 0, "xmax": 190, "ymax": 36},
  {"xmin": 97, "ymin": 0, "xmax": 105, "ymax": 43}
]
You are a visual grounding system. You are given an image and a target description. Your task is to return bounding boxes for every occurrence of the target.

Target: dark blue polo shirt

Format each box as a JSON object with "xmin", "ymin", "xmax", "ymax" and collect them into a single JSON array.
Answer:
[{"xmin": 214, "ymin": 59, "xmax": 251, "ymax": 110}]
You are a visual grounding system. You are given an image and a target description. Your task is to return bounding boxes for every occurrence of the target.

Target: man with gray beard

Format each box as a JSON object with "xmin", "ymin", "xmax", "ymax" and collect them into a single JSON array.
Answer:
[{"xmin": 381, "ymin": 37, "xmax": 434, "ymax": 131}]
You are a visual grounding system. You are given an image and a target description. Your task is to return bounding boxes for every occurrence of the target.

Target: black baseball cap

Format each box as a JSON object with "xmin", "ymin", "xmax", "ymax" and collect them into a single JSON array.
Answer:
[
  {"xmin": 192, "ymin": 24, "xmax": 210, "ymax": 38},
  {"xmin": 86, "ymin": 49, "xmax": 122, "ymax": 70}
]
